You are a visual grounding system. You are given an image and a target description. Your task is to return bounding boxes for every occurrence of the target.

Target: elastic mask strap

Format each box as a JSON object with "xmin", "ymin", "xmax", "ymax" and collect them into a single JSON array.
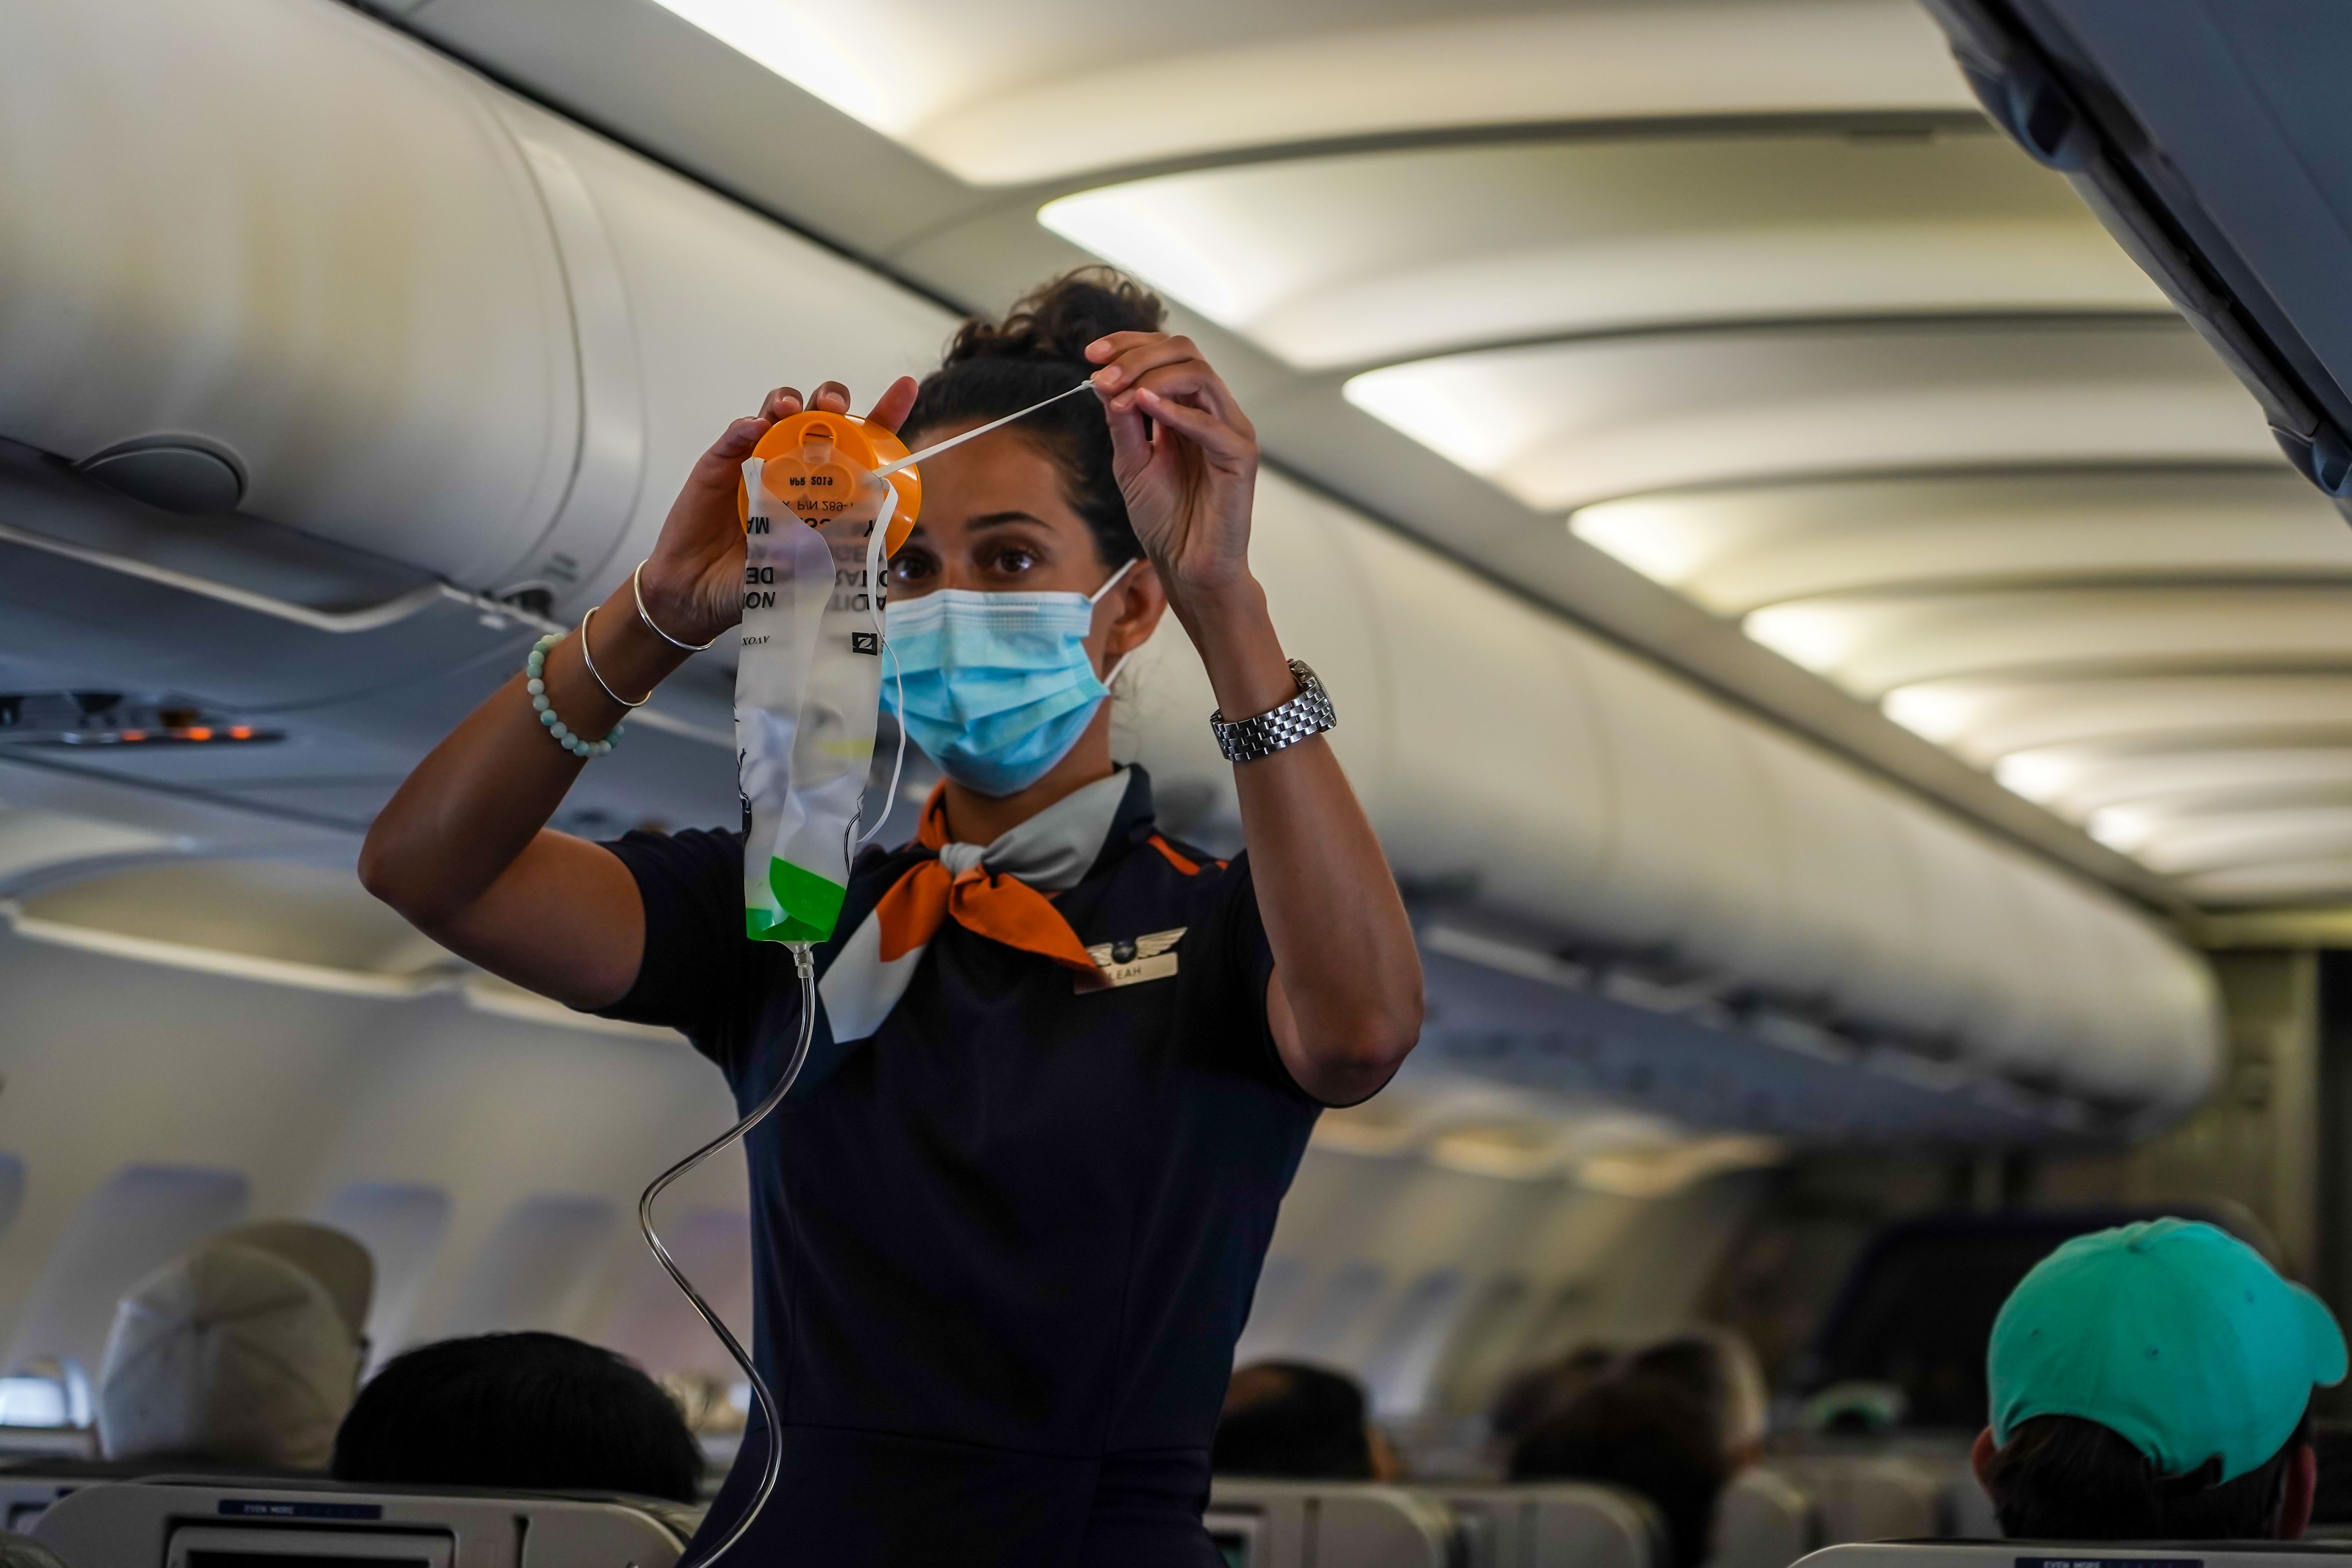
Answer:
[
  {"xmin": 1087, "ymin": 556, "xmax": 1139, "ymax": 606},
  {"xmin": 871, "ymin": 379, "xmax": 1099, "ymax": 481},
  {"xmin": 1092, "ymin": 558, "xmax": 1141, "ymax": 690}
]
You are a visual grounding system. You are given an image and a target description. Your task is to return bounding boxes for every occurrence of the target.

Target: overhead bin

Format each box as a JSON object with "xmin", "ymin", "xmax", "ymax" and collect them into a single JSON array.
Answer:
[
  {"xmin": 1925, "ymin": 0, "xmax": 2352, "ymax": 511},
  {"xmin": 0, "ymin": 0, "xmax": 2221, "ymax": 1117},
  {"xmin": 0, "ymin": 0, "xmax": 948, "ymax": 616}
]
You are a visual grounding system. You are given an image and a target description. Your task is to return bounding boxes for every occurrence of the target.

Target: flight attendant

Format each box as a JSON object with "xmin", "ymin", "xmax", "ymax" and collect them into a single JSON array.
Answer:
[{"xmin": 360, "ymin": 270, "xmax": 1424, "ymax": 1566}]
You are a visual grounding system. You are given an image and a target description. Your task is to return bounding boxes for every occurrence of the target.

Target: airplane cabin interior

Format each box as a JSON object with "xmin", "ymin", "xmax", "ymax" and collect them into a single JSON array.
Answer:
[{"xmin": 6, "ymin": 0, "xmax": 2352, "ymax": 1565}]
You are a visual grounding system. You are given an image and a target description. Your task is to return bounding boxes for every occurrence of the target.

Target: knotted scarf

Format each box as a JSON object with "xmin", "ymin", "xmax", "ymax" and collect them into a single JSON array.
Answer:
[{"xmin": 816, "ymin": 769, "xmax": 1130, "ymax": 1043}]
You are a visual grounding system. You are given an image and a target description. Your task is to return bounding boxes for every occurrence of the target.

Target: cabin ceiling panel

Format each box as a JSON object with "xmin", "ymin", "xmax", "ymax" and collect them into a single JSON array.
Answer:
[
  {"xmin": 1743, "ymin": 586, "xmax": 2352, "ymax": 698},
  {"xmin": 1992, "ymin": 745, "xmax": 2352, "ymax": 821},
  {"xmin": 1572, "ymin": 471, "xmax": 2352, "ymax": 614},
  {"xmin": 1040, "ymin": 131, "xmax": 2162, "ymax": 370},
  {"xmin": 647, "ymin": 0, "xmax": 1972, "ymax": 183},
  {"xmin": 1343, "ymin": 321, "xmax": 2268, "ymax": 512},
  {"xmin": 1878, "ymin": 674, "xmax": 2352, "ymax": 761}
]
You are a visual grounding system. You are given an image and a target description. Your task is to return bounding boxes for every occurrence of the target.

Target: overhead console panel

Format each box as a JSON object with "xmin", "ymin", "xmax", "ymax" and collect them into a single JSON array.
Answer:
[{"xmin": 1925, "ymin": 0, "xmax": 2352, "ymax": 511}]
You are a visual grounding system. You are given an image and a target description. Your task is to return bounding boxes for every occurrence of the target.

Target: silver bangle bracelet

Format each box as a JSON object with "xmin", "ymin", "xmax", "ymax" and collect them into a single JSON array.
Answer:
[
  {"xmin": 633, "ymin": 559, "xmax": 720, "ymax": 652},
  {"xmin": 578, "ymin": 604, "xmax": 652, "ymax": 708}
]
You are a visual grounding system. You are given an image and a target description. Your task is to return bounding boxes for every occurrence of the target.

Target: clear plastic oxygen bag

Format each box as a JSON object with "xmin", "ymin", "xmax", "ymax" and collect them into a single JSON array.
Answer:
[{"xmin": 735, "ymin": 411, "xmax": 919, "ymax": 945}]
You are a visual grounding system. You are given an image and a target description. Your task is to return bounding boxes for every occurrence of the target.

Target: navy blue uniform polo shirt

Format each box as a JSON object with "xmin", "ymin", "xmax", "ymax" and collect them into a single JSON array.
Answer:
[{"xmin": 596, "ymin": 766, "xmax": 1321, "ymax": 1567}]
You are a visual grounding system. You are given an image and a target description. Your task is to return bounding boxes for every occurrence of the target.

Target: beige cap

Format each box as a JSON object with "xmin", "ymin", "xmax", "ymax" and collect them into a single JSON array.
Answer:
[
  {"xmin": 208, "ymin": 1222, "xmax": 373, "ymax": 1342},
  {"xmin": 96, "ymin": 1239, "xmax": 366, "ymax": 1470}
]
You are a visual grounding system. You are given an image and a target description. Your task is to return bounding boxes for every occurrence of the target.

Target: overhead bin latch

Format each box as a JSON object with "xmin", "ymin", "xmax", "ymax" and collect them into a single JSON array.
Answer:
[
  {"xmin": 1950, "ymin": 42, "xmax": 2094, "ymax": 172},
  {"xmin": 2272, "ymin": 423, "xmax": 2352, "ymax": 499}
]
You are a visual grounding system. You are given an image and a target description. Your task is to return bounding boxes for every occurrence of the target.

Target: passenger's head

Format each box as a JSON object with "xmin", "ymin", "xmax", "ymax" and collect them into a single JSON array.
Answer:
[
  {"xmin": 1631, "ymin": 1329, "xmax": 1770, "ymax": 1468},
  {"xmin": 333, "ymin": 1332, "xmax": 701, "ymax": 1502},
  {"xmin": 1490, "ymin": 1344, "xmax": 1618, "ymax": 1450},
  {"xmin": 1511, "ymin": 1372, "xmax": 1731, "ymax": 1568},
  {"xmin": 1973, "ymin": 1217, "xmax": 2347, "ymax": 1541},
  {"xmin": 97, "ymin": 1221, "xmax": 374, "ymax": 1470},
  {"xmin": 1213, "ymin": 1360, "xmax": 1398, "ymax": 1481}
]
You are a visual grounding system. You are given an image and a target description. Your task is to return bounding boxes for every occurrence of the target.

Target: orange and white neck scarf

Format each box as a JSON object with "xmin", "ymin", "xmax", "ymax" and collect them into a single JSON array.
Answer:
[{"xmin": 816, "ymin": 770, "xmax": 1132, "ymax": 1043}]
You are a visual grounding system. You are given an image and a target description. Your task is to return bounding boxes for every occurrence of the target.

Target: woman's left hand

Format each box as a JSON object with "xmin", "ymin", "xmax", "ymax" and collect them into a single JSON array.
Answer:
[{"xmin": 1087, "ymin": 332, "xmax": 1261, "ymax": 613}]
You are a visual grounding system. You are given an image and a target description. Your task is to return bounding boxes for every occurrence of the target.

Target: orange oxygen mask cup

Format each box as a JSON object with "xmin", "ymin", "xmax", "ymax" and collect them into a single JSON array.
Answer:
[{"xmin": 736, "ymin": 409, "xmax": 920, "ymax": 555}]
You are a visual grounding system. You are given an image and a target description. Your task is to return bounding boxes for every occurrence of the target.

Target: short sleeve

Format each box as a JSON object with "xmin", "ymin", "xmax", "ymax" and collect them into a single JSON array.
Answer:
[
  {"xmin": 1199, "ymin": 848, "xmax": 1315, "ymax": 1107},
  {"xmin": 595, "ymin": 827, "xmax": 753, "ymax": 1049}
]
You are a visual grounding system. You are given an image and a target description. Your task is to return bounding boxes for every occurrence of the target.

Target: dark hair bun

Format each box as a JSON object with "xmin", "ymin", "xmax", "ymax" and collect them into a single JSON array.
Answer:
[{"xmin": 944, "ymin": 268, "xmax": 1165, "ymax": 370}]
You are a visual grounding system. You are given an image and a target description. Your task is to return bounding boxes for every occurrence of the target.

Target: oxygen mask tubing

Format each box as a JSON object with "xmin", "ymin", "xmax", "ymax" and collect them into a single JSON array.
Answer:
[{"xmin": 636, "ymin": 377, "xmax": 1098, "ymax": 1566}]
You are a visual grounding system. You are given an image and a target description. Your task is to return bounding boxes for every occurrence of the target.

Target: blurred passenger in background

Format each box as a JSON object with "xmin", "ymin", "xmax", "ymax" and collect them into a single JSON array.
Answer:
[
  {"xmin": 1974, "ymin": 1218, "xmax": 2344, "ymax": 1541},
  {"xmin": 1511, "ymin": 1370, "xmax": 1731, "ymax": 1568},
  {"xmin": 1631, "ymin": 1329, "xmax": 1771, "ymax": 1470},
  {"xmin": 97, "ymin": 1221, "xmax": 372, "ymax": 1472},
  {"xmin": 1212, "ymin": 1361, "xmax": 1400, "ymax": 1481},
  {"xmin": 333, "ymin": 1331, "xmax": 700, "ymax": 1502},
  {"xmin": 1488, "ymin": 1344, "xmax": 1617, "ymax": 1462}
]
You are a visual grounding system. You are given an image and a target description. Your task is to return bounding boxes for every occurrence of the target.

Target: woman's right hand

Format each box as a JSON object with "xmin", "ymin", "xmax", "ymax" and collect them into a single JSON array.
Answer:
[{"xmin": 636, "ymin": 376, "xmax": 920, "ymax": 644}]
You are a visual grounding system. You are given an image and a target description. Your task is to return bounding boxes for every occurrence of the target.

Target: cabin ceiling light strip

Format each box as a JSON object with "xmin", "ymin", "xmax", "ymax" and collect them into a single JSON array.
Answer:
[
  {"xmin": 0, "ymin": 905, "xmax": 689, "ymax": 1039},
  {"xmin": 651, "ymin": 0, "xmax": 1976, "ymax": 185},
  {"xmin": 0, "ymin": 901, "xmax": 453, "ymax": 999},
  {"xmin": 1575, "ymin": 1135, "xmax": 1785, "ymax": 1198},
  {"xmin": 1345, "ymin": 325, "xmax": 2270, "ymax": 513},
  {"xmin": 1041, "ymin": 137, "xmax": 2159, "ymax": 372}
]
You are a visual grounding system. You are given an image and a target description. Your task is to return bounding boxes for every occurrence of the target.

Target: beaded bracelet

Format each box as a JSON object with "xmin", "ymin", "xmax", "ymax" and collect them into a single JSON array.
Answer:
[{"xmin": 526, "ymin": 633, "xmax": 626, "ymax": 758}]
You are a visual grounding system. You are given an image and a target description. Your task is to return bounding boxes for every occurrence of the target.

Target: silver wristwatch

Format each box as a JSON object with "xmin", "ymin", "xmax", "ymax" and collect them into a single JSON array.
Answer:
[{"xmin": 1212, "ymin": 660, "xmax": 1336, "ymax": 764}]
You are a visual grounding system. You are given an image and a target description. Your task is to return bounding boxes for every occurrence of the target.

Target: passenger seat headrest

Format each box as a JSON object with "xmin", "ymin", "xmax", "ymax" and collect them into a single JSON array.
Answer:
[{"xmin": 0, "ymin": 1529, "xmax": 71, "ymax": 1568}]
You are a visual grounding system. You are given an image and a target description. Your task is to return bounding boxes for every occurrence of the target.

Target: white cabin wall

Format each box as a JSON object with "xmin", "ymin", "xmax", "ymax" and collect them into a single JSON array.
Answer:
[
  {"xmin": 0, "ymin": 924, "xmax": 748, "ymax": 1382},
  {"xmin": 1238, "ymin": 1141, "xmax": 1772, "ymax": 1420}
]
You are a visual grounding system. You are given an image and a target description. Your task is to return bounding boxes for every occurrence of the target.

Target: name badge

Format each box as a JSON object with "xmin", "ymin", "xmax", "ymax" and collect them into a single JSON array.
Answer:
[{"xmin": 1076, "ymin": 928, "xmax": 1185, "ymax": 992}]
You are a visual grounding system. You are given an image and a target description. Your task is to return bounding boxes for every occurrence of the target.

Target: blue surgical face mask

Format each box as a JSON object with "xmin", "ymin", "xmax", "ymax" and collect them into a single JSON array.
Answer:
[{"xmin": 881, "ymin": 559, "xmax": 1137, "ymax": 798}]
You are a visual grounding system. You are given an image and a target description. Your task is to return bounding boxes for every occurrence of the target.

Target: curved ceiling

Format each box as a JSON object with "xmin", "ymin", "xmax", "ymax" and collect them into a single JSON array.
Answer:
[
  {"xmin": 1040, "ymin": 132, "xmax": 2163, "ymax": 369},
  {"xmin": 650, "ymin": 0, "xmax": 1973, "ymax": 182},
  {"xmin": 1345, "ymin": 320, "xmax": 2267, "ymax": 510},
  {"xmin": 427, "ymin": 0, "xmax": 2352, "ymax": 911}
]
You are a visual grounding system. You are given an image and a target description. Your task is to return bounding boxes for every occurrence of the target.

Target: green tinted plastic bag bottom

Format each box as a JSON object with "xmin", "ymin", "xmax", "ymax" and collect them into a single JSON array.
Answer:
[{"xmin": 746, "ymin": 854, "xmax": 847, "ymax": 946}]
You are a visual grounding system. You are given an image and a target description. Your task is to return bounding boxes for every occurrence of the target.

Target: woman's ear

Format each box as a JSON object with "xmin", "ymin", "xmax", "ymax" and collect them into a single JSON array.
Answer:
[{"xmin": 1103, "ymin": 556, "xmax": 1169, "ymax": 663}]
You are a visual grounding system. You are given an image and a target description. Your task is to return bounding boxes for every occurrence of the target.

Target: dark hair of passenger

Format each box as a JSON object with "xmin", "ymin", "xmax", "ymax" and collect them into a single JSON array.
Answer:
[
  {"xmin": 902, "ymin": 268, "xmax": 1165, "ymax": 571},
  {"xmin": 331, "ymin": 1332, "xmax": 701, "ymax": 1503},
  {"xmin": 1510, "ymin": 1372, "xmax": 1732, "ymax": 1568},
  {"xmin": 1982, "ymin": 1411, "xmax": 2314, "ymax": 1541},
  {"xmin": 1211, "ymin": 1361, "xmax": 1377, "ymax": 1480},
  {"xmin": 1491, "ymin": 1345, "xmax": 1618, "ymax": 1446}
]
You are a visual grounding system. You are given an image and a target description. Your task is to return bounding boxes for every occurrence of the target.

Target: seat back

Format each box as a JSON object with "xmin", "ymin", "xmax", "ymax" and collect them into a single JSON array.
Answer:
[
  {"xmin": 1205, "ymin": 1479, "xmax": 1454, "ymax": 1568},
  {"xmin": 1712, "ymin": 1467, "xmax": 1822, "ymax": 1568},
  {"xmin": 32, "ymin": 1477, "xmax": 686, "ymax": 1568},
  {"xmin": 1767, "ymin": 1458, "xmax": 1941, "ymax": 1543},
  {"xmin": 0, "ymin": 1532, "xmax": 67, "ymax": 1568},
  {"xmin": 1792, "ymin": 1545, "xmax": 2352, "ymax": 1568},
  {"xmin": 1427, "ymin": 1481, "xmax": 1660, "ymax": 1568},
  {"xmin": 0, "ymin": 1481, "xmax": 83, "ymax": 1540}
]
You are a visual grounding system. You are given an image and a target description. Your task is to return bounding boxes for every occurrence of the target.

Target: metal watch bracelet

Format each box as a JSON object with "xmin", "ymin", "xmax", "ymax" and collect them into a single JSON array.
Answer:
[{"xmin": 1211, "ymin": 659, "xmax": 1336, "ymax": 764}]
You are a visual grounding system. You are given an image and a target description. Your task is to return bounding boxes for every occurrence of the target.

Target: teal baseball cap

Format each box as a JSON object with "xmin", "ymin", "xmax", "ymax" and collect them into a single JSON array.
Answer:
[{"xmin": 1990, "ymin": 1218, "xmax": 2347, "ymax": 1482}]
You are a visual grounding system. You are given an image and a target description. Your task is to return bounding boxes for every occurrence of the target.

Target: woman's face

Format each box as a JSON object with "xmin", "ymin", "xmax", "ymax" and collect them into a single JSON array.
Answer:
[{"xmin": 886, "ymin": 423, "xmax": 1164, "ymax": 670}]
